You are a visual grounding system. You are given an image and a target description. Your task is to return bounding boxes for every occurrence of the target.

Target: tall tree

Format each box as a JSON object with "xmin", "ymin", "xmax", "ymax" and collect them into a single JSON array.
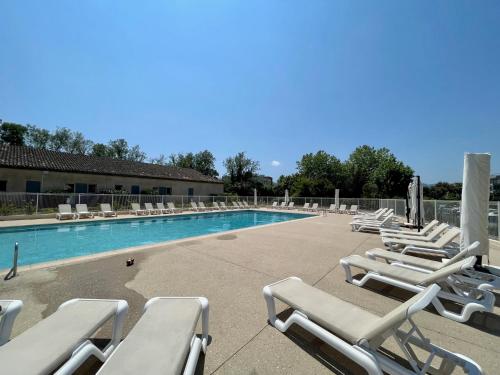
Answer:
[
  {"xmin": 193, "ymin": 150, "xmax": 218, "ymax": 177},
  {"xmin": 223, "ymin": 152, "xmax": 259, "ymax": 195},
  {"xmin": 48, "ymin": 127, "xmax": 73, "ymax": 152},
  {"xmin": 25, "ymin": 125, "xmax": 51, "ymax": 149},
  {"xmin": 0, "ymin": 122, "xmax": 27, "ymax": 145},
  {"xmin": 127, "ymin": 145, "xmax": 147, "ymax": 162},
  {"xmin": 91, "ymin": 143, "xmax": 111, "ymax": 157},
  {"xmin": 107, "ymin": 139, "xmax": 129, "ymax": 159}
]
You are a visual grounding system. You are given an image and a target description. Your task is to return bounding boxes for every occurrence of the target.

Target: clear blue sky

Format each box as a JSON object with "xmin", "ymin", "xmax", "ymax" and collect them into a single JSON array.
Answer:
[{"xmin": 1, "ymin": 1, "xmax": 499, "ymax": 183}]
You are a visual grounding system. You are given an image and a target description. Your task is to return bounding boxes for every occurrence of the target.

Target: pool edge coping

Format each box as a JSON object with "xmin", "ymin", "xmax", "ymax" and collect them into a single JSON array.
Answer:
[{"xmin": 0, "ymin": 211, "xmax": 321, "ymax": 274}]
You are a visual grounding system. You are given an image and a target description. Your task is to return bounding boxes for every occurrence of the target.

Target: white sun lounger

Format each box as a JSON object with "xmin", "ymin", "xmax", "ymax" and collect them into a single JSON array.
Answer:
[
  {"xmin": 242, "ymin": 201, "xmax": 250, "ymax": 208},
  {"xmin": 156, "ymin": 202, "xmax": 172, "ymax": 214},
  {"xmin": 352, "ymin": 207, "xmax": 385, "ymax": 220},
  {"xmin": 352, "ymin": 209, "xmax": 393, "ymax": 223},
  {"xmin": 270, "ymin": 202, "xmax": 278, "ymax": 209},
  {"xmin": 199, "ymin": 202, "xmax": 211, "ymax": 211},
  {"xmin": 191, "ymin": 201, "xmax": 201, "ymax": 211},
  {"xmin": 219, "ymin": 202, "xmax": 229, "ymax": 210},
  {"xmin": 380, "ymin": 219, "xmax": 439, "ymax": 236},
  {"xmin": 0, "ymin": 298, "xmax": 128, "ymax": 374},
  {"xmin": 381, "ymin": 223, "xmax": 449, "ymax": 242},
  {"xmin": 97, "ymin": 297, "xmax": 208, "ymax": 375},
  {"xmin": 286, "ymin": 201, "xmax": 295, "ymax": 210},
  {"xmin": 130, "ymin": 203, "xmax": 147, "ymax": 215},
  {"xmin": 348, "ymin": 205, "xmax": 358, "ymax": 214},
  {"xmin": 99, "ymin": 203, "xmax": 117, "ymax": 217},
  {"xmin": 326, "ymin": 203, "xmax": 335, "ymax": 212},
  {"xmin": 263, "ymin": 277, "xmax": 483, "ymax": 375},
  {"xmin": 167, "ymin": 202, "xmax": 182, "ymax": 213},
  {"xmin": 308, "ymin": 203, "xmax": 319, "ymax": 212},
  {"xmin": 0, "ymin": 300, "xmax": 23, "ymax": 346},
  {"xmin": 383, "ymin": 227, "xmax": 461, "ymax": 257},
  {"xmin": 338, "ymin": 204, "xmax": 347, "ymax": 213},
  {"xmin": 75, "ymin": 204, "xmax": 94, "ymax": 219},
  {"xmin": 366, "ymin": 241, "xmax": 500, "ymax": 291},
  {"xmin": 340, "ymin": 255, "xmax": 494, "ymax": 322},
  {"xmin": 56, "ymin": 204, "xmax": 75, "ymax": 220},
  {"xmin": 232, "ymin": 201, "xmax": 241, "ymax": 209},
  {"xmin": 278, "ymin": 202, "xmax": 287, "ymax": 209},
  {"xmin": 212, "ymin": 201, "xmax": 221, "ymax": 210},
  {"xmin": 351, "ymin": 214, "xmax": 398, "ymax": 232},
  {"xmin": 144, "ymin": 203, "xmax": 160, "ymax": 215}
]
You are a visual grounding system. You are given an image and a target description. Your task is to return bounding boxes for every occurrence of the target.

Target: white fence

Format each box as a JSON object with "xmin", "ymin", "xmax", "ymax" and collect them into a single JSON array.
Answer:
[{"xmin": 0, "ymin": 193, "xmax": 498, "ymax": 239}]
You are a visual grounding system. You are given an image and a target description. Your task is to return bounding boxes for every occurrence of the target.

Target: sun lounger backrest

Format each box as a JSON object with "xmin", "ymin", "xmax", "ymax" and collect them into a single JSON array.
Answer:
[
  {"xmin": 167, "ymin": 202, "xmax": 175, "ymax": 209},
  {"xmin": 425, "ymin": 223, "xmax": 449, "ymax": 238},
  {"xmin": 311, "ymin": 203, "xmax": 318, "ymax": 209},
  {"xmin": 329, "ymin": 204, "xmax": 334, "ymax": 209},
  {"xmin": 304, "ymin": 203, "xmax": 309, "ymax": 208},
  {"xmin": 420, "ymin": 256, "xmax": 475, "ymax": 285},
  {"xmin": 362, "ymin": 285, "xmax": 440, "ymax": 344},
  {"xmin": 76, "ymin": 204, "xmax": 88, "ymax": 213},
  {"xmin": 350, "ymin": 205, "xmax": 357, "ymax": 211},
  {"xmin": 339, "ymin": 204, "xmax": 346, "ymax": 210},
  {"xmin": 156, "ymin": 202, "xmax": 165, "ymax": 209},
  {"xmin": 420, "ymin": 220, "xmax": 439, "ymax": 233},
  {"xmin": 288, "ymin": 202, "xmax": 294, "ymax": 208},
  {"xmin": 58, "ymin": 204, "xmax": 72, "ymax": 213},
  {"xmin": 380, "ymin": 213, "xmax": 394, "ymax": 225},
  {"xmin": 447, "ymin": 241, "xmax": 480, "ymax": 264},
  {"xmin": 434, "ymin": 227, "xmax": 460, "ymax": 247},
  {"xmin": 131, "ymin": 203, "xmax": 141, "ymax": 211},
  {"xmin": 191, "ymin": 202, "xmax": 198, "ymax": 208},
  {"xmin": 101, "ymin": 203, "xmax": 112, "ymax": 212}
]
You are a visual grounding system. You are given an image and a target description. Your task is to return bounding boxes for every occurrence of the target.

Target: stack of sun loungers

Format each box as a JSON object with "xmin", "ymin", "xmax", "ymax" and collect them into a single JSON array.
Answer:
[{"xmin": 350, "ymin": 208, "xmax": 398, "ymax": 232}]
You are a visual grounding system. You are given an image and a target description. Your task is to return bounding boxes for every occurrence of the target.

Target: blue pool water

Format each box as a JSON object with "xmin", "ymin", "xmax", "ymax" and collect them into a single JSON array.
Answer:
[{"xmin": 0, "ymin": 210, "xmax": 311, "ymax": 269}]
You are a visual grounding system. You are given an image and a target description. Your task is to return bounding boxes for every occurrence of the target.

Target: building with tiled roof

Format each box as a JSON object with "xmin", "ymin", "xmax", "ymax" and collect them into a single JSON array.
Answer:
[{"xmin": 0, "ymin": 144, "xmax": 223, "ymax": 195}]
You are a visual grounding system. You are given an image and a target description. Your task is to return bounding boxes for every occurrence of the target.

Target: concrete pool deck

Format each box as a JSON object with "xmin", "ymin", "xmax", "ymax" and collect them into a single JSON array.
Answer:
[{"xmin": 1, "ymin": 213, "xmax": 499, "ymax": 374}]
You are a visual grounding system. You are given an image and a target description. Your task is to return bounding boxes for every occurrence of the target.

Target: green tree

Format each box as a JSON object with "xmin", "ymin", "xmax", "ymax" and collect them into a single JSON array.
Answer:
[
  {"xmin": 91, "ymin": 143, "xmax": 111, "ymax": 157},
  {"xmin": 0, "ymin": 122, "xmax": 27, "ymax": 145},
  {"xmin": 26, "ymin": 125, "xmax": 51, "ymax": 149},
  {"xmin": 127, "ymin": 145, "xmax": 147, "ymax": 162},
  {"xmin": 166, "ymin": 151, "xmax": 218, "ymax": 177},
  {"xmin": 67, "ymin": 131, "xmax": 93, "ymax": 154},
  {"xmin": 295, "ymin": 151, "xmax": 344, "ymax": 196},
  {"xmin": 223, "ymin": 152, "xmax": 259, "ymax": 195},
  {"xmin": 107, "ymin": 139, "xmax": 130, "ymax": 159},
  {"xmin": 48, "ymin": 127, "xmax": 73, "ymax": 152},
  {"xmin": 193, "ymin": 150, "xmax": 218, "ymax": 177}
]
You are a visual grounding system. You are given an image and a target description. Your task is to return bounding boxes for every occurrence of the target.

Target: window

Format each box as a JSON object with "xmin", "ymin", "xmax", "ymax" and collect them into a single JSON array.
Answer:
[
  {"xmin": 131, "ymin": 185, "xmax": 140, "ymax": 194},
  {"xmin": 159, "ymin": 186, "xmax": 171, "ymax": 195},
  {"xmin": 64, "ymin": 184, "xmax": 75, "ymax": 193},
  {"xmin": 88, "ymin": 184, "xmax": 97, "ymax": 193},
  {"xmin": 75, "ymin": 183, "xmax": 88, "ymax": 193},
  {"xmin": 26, "ymin": 180, "xmax": 41, "ymax": 193},
  {"xmin": 0, "ymin": 180, "xmax": 6, "ymax": 192},
  {"xmin": 188, "ymin": 188, "xmax": 194, "ymax": 196},
  {"xmin": 115, "ymin": 185, "xmax": 124, "ymax": 192}
]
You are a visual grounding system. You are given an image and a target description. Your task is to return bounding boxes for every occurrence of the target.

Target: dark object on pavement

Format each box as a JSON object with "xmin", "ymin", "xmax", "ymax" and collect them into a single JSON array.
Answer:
[{"xmin": 126, "ymin": 258, "xmax": 135, "ymax": 267}]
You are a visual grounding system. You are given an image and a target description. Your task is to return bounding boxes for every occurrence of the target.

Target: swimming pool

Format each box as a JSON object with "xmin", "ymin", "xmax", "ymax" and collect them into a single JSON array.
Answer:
[{"xmin": 0, "ymin": 210, "xmax": 312, "ymax": 269}]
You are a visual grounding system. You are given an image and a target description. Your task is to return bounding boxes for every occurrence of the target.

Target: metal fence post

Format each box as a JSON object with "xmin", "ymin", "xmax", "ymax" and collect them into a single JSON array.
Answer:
[
  {"xmin": 434, "ymin": 200, "xmax": 437, "ymax": 221},
  {"xmin": 181, "ymin": 195, "xmax": 184, "ymax": 209},
  {"xmin": 35, "ymin": 193, "xmax": 39, "ymax": 215},
  {"xmin": 111, "ymin": 194, "xmax": 114, "ymax": 210}
]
